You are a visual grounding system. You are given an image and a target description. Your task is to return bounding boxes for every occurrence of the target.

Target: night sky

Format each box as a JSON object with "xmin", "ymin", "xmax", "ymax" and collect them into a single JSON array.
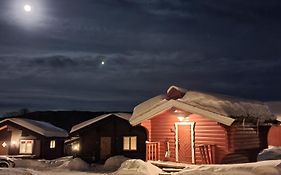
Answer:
[{"xmin": 0, "ymin": 0, "xmax": 281, "ymax": 113}]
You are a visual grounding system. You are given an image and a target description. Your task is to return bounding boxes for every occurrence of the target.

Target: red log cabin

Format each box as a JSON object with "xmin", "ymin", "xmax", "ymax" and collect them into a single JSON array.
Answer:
[{"xmin": 130, "ymin": 86, "xmax": 275, "ymax": 164}]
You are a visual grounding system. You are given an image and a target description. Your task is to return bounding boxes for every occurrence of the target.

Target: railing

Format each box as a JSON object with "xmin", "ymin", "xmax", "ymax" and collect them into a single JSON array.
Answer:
[
  {"xmin": 146, "ymin": 141, "xmax": 160, "ymax": 161},
  {"xmin": 198, "ymin": 144, "xmax": 216, "ymax": 164}
]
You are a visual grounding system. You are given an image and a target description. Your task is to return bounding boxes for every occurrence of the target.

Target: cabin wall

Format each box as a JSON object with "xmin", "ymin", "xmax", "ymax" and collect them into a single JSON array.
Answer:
[
  {"xmin": 268, "ymin": 124, "xmax": 281, "ymax": 147},
  {"xmin": 225, "ymin": 124, "xmax": 270, "ymax": 162},
  {"xmin": 142, "ymin": 110, "xmax": 229, "ymax": 164},
  {"xmin": 189, "ymin": 114, "xmax": 228, "ymax": 164},
  {"xmin": 41, "ymin": 138, "xmax": 65, "ymax": 159}
]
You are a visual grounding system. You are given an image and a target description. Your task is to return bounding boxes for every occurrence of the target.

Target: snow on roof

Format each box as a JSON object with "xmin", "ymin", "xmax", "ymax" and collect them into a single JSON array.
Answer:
[
  {"xmin": 130, "ymin": 85, "xmax": 274, "ymax": 126},
  {"xmin": 0, "ymin": 118, "xmax": 68, "ymax": 137},
  {"xmin": 167, "ymin": 85, "xmax": 187, "ymax": 94},
  {"xmin": 180, "ymin": 91, "xmax": 274, "ymax": 122},
  {"xmin": 70, "ymin": 113, "xmax": 131, "ymax": 133},
  {"xmin": 266, "ymin": 101, "xmax": 281, "ymax": 122}
]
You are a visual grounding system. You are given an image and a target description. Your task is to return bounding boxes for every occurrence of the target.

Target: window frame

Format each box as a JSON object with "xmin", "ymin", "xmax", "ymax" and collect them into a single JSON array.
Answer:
[
  {"xmin": 19, "ymin": 139, "xmax": 34, "ymax": 154},
  {"xmin": 50, "ymin": 140, "xmax": 56, "ymax": 149},
  {"xmin": 123, "ymin": 136, "xmax": 137, "ymax": 151}
]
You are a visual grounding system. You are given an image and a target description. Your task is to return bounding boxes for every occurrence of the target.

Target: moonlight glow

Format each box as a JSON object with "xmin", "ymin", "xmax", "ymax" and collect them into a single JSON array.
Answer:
[
  {"xmin": 101, "ymin": 61, "xmax": 105, "ymax": 65},
  {"xmin": 24, "ymin": 4, "xmax": 32, "ymax": 12}
]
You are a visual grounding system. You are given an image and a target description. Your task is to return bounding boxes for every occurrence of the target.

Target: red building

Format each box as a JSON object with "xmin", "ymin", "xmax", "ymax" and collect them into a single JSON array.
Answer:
[{"xmin": 130, "ymin": 86, "xmax": 274, "ymax": 164}]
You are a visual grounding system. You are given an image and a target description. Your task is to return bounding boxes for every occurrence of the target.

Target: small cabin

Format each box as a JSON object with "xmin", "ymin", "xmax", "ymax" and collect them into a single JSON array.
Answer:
[
  {"xmin": 130, "ymin": 86, "xmax": 274, "ymax": 164},
  {"xmin": 0, "ymin": 118, "xmax": 68, "ymax": 159},
  {"xmin": 68, "ymin": 113, "xmax": 147, "ymax": 163}
]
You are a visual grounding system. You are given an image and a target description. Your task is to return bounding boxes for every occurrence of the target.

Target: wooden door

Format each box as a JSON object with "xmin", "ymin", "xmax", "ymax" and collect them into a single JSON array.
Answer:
[
  {"xmin": 100, "ymin": 137, "xmax": 111, "ymax": 160},
  {"xmin": 176, "ymin": 123, "xmax": 194, "ymax": 163}
]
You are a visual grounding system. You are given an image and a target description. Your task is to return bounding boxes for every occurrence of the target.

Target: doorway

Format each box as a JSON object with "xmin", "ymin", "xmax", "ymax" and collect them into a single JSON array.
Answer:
[
  {"xmin": 100, "ymin": 137, "xmax": 111, "ymax": 160},
  {"xmin": 175, "ymin": 122, "xmax": 195, "ymax": 163}
]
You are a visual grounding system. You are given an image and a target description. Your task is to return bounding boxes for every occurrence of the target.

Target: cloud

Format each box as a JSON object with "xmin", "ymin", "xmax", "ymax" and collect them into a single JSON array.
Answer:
[{"xmin": 0, "ymin": 0, "xmax": 281, "ymax": 113}]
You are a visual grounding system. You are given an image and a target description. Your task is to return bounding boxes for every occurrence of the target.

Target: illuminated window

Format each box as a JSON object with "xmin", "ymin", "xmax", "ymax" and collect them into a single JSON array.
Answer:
[
  {"xmin": 71, "ymin": 142, "xmax": 80, "ymax": 151},
  {"xmin": 50, "ymin": 140, "xmax": 56, "ymax": 148},
  {"xmin": 19, "ymin": 140, "xmax": 33, "ymax": 154},
  {"xmin": 123, "ymin": 136, "xmax": 137, "ymax": 151}
]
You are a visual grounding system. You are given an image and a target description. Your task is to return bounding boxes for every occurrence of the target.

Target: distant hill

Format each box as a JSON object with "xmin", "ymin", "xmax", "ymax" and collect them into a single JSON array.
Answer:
[{"xmin": 2, "ymin": 111, "xmax": 131, "ymax": 132}]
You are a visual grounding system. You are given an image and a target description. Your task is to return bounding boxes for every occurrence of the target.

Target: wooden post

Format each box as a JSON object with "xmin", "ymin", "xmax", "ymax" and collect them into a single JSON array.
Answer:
[{"xmin": 157, "ymin": 141, "xmax": 160, "ymax": 160}]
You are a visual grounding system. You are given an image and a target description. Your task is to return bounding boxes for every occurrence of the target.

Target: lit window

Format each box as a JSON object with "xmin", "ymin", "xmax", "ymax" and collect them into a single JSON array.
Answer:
[
  {"xmin": 50, "ymin": 140, "xmax": 56, "ymax": 148},
  {"xmin": 123, "ymin": 136, "xmax": 137, "ymax": 151},
  {"xmin": 72, "ymin": 142, "xmax": 80, "ymax": 151},
  {"xmin": 19, "ymin": 140, "xmax": 33, "ymax": 154}
]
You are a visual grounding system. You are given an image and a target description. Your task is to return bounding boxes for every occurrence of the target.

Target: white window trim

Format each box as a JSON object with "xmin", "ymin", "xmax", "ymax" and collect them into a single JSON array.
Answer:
[
  {"xmin": 19, "ymin": 139, "xmax": 34, "ymax": 154},
  {"xmin": 123, "ymin": 136, "xmax": 137, "ymax": 151},
  {"xmin": 175, "ymin": 122, "xmax": 195, "ymax": 163}
]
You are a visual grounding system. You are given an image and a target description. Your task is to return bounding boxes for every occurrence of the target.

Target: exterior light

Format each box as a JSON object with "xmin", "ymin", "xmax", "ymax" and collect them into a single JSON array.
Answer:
[
  {"xmin": 2, "ymin": 142, "xmax": 7, "ymax": 148},
  {"xmin": 11, "ymin": 141, "xmax": 18, "ymax": 145},
  {"xmin": 177, "ymin": 116, "xmax": 185, "ymax": 122},
  {"xmin": 72, "ymin": 143, "xmax": 80, "ymax": 151}
]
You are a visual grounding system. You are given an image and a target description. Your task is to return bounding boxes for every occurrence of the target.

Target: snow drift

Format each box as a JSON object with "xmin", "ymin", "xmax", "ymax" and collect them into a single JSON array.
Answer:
[
  {"xmin": 103, "ymin": 155, "xmax": 129, "ymax": 171},
  {"xmin": 174, "ymin": 160, "xmax": 281, "ymax": 175},
  {"xmin": 59, "ymin": 157, "xmax": 89, "ymax": 171},
  {"xmin": 114, "ymin": 159, "xmax": 163, "ymax": 175}
]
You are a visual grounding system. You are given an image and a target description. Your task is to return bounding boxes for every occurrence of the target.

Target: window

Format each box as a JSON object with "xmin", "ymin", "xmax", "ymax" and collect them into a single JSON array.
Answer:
[
  {"xmin": 123, "ymin": 136, "xmax": 137, "ymax": 151},
  {"xmin": 19, "ymin": 140, "xmax": 33, "ymax": 154},
  {"xmin": 50, "ymin": 140, "xmax": 56, "ymax": 148}
]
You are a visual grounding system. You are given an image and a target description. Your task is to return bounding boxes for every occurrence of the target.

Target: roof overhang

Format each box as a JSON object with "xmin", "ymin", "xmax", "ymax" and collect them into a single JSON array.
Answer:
[
  {"xmin": 70, "ymin": 113, "xmax": 131, "ymax": 134},
  {"xmin": 130, "ymin": 100, "xmax": 235, "ymax": 126}
]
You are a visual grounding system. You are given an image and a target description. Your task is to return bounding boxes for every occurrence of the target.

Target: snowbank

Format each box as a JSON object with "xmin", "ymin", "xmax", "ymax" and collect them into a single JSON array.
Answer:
[
  {"xmin": 175, "ymin": 160, "xmax": 281, "ymax": 175},
  {"xmin": 14, "ymin": 159, "xmax": 49, "ymax": 169},
  {"xmin": 114, "ymin": 159, "xmax": 163, "ymax": 175},
  {"xmin": 258, "ymin": 147, "xmax": 281, "ymax": 161},
  {"xmin": 0, "ymin": 168, "xmax": 35, "ymax": 175},
  {"xmin": 59, "ymin": 158, "xmax": 89, "ymax": 171},
  {"xmin": 103, "ymin": 155, "xmax": 130, "ymax": 171}
]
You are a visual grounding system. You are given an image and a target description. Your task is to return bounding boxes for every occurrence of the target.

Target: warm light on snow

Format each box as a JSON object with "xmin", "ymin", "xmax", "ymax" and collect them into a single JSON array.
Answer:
[{"xmin": 24, "ymin": 4, "xmax": 32, "ymax": 12}]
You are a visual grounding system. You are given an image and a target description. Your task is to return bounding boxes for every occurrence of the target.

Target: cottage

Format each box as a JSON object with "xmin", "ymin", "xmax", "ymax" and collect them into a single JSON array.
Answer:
[
  {"xmin": 130, "ymin": 86, "xmax": 275, "ymax": 164},
  {"xmin": 68, "ymin": 113, "xmax": 147, "ymax": 162},
  {"xmin": 0, "ymin": 118, "xmax": 68, "ymax": 159}
]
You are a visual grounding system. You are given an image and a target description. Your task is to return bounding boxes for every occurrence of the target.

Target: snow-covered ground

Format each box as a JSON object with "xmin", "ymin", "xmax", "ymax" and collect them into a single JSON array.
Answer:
[{"xmin": 0, "ymin": 156, "xmax": 280, "ymax": 175}]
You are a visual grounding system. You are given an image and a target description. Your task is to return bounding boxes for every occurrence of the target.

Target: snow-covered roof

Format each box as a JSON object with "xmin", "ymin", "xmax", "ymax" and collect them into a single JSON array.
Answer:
[
  {"xmin": 70, "ymin": 113, "xmax": 131, "ymax": 133},
  {"xmin": 266, "ymin": 101, "xmax": 281, "ymax": 122},
  {"xmin": 0, "ymin": 118, "xmax": 68, "ymax": 137},
  {"xmin": 130, "ymin": 85, "xmax": 274, "ymax": 126}
]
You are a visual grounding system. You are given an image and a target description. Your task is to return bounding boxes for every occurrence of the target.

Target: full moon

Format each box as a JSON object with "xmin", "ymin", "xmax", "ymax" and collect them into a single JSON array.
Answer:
[{"xmin": 24, "ymin": 4, "xmax": 32, "ymax": 12}]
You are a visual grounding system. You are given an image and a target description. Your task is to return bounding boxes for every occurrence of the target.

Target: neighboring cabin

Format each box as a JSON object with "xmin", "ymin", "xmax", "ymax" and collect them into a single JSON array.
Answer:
[
  {"xmin": 0, "ymin": 118, "xmax": 68, "ymax": 159},
  {"xmin": 67, "ymin": 113, "xmax": 147, "ymax": 163},
  {"xmin": 130, "ymin": 86, "xmax": 275, "ymax": 164}
]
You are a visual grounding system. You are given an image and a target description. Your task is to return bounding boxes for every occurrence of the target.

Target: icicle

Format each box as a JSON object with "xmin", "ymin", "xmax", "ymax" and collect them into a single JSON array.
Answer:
[{"xmin": 242, "ymin": 118, "xmax": 245, "ymax": 128}]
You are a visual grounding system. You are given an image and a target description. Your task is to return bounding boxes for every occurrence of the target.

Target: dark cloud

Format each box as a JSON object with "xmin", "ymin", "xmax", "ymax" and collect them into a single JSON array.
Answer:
[{"xmin": 0, "ymin": 0, "xmax": 281, "ymax": 113}]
